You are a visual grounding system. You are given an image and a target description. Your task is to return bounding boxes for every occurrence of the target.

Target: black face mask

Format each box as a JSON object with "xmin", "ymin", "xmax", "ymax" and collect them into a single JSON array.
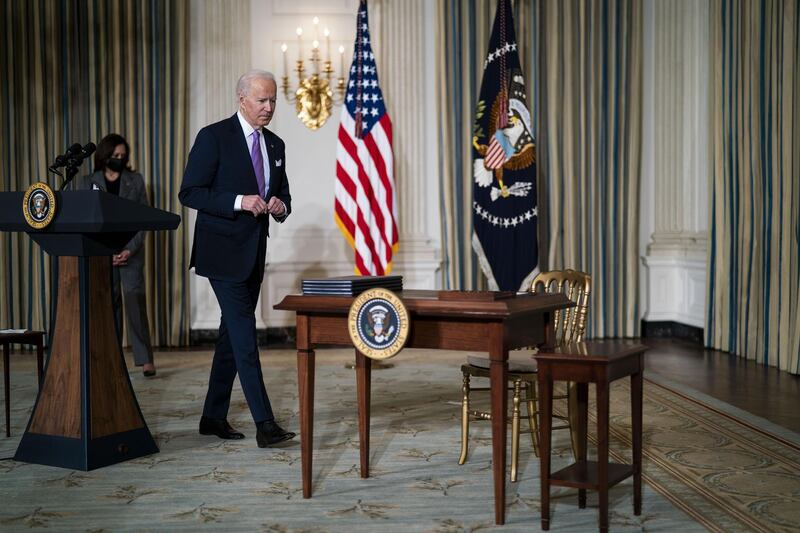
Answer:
[{"xmin": 106, "ymin": 158, "xmax": 125, "ymax": 172}]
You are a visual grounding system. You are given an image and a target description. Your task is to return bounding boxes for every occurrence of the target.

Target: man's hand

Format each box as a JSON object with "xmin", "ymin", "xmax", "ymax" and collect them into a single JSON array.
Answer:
[
  {"xmin": 266, "ymin": 197, "xmax": 286, "ymax": 216},
  {"xmin": 112, "ymin": 249, "xmax": 131, "ymax": 267},
  {"xmin": 241, "ymin": 195, "xmax": 267, "ymax": 216}
]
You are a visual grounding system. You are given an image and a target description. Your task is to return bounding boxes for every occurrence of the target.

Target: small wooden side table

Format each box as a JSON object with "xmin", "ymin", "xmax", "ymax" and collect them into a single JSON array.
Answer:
[
  {"xmin": 1, "ymin": 330, "xmax": 46, "ymax": 437},
  {"xmin": 534, "ymin": 340, "xmax": 646, "ymax": 533}
]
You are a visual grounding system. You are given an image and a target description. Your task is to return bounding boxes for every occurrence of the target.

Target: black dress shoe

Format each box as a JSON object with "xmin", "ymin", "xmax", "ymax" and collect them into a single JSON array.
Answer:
[
  {"xmin": 199, "ymin": 416, "xmax": 245, "ymax": 440},
  {"xmin": 256, "ymin": 420, "xmax": 296, "ymax": 447}
]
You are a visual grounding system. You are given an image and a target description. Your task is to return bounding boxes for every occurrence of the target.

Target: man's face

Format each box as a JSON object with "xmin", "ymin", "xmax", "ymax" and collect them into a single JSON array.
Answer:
[{"xmin": 239, "ymin": 78, "xmax": 277, "ymax": 128}]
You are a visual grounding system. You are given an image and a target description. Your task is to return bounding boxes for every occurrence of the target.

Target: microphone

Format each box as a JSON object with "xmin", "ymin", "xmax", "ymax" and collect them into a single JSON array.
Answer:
[
  {"xmin": 51, "ymin": 143, "xmax": 83, "ymax": 169},
  {"xmin": 49, "ymin": 141, "xmax": 96, "ymax": 189},
  {"xmin": 65, "ymin": 142, "xmax": 96, "ymax": 166},
  {"xmin": 78, "ymin": 142, "xmax": 96, "ymax": 160}
]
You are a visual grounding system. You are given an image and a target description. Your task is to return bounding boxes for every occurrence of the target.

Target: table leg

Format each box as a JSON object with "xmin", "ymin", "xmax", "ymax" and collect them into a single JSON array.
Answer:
[
  {"xmin": 297, "ymin": 348, "xmax": 315, "ymax": 499},
  {"xmin": 597, "ymin": 379, "xmax": 610, "ymax": 533},
  {"xmin": 575, "ymin": 382, "xmax": 589, "ymax": 508},
  {"xmin": 543, "ymin": 311, "xmax": 556, "ymax": 348},
  {"xmin": 538, "ymin": 369, "xmax": 553, "ymax": 531},
  {"xmin": 355, "ymin": 350, "xmax": 372, "ymax": 478},
  {"xmin": 511, "ymin": 379, "xmax": 521, "ymax": 483},
  {"xmin": 36, "ymin": 338, "xmax": 44, "ymax": 387},
  {"xmin": 632, "ymin": 370, "xmax": 643, "ymax": 515},
  {"xmin": 3, "ymin": 342, "xmax": 9, "ymax": 438},
  {"xmin": 489, "ymin": 351, "xmax": 508, "ymax": 525}
]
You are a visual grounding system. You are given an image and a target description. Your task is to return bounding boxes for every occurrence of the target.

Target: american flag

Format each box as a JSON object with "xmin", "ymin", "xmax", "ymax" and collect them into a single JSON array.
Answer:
[{"xmin": 334, "ymin": 0, "xmax": 398, "ymax": 276}]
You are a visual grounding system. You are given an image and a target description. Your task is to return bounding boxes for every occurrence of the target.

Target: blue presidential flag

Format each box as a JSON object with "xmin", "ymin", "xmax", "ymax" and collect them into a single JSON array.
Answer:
[{"xmin": 472, "ymin": 0, "xmax": 538, "ymax": 291}]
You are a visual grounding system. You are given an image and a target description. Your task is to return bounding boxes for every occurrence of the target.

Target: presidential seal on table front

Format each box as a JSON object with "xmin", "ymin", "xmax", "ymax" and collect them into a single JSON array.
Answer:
[
  {"xmin": 22, "ymin": 182, "xmax": 56, "ymax": 229},
  {"xmin": 348, "ymin": 288, "xmax": 409, "ymax": 360}
]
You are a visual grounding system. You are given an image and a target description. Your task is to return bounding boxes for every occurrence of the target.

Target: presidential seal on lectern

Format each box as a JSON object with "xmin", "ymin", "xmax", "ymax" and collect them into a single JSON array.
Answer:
[{"xmin": 22, "ymin": 182, "xmax": 56, "ymax": 229}]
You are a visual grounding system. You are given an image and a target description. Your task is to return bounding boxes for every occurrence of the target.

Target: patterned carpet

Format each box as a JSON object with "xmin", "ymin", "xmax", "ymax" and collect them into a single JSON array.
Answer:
[{"xmin": 1, "ymin": 347, "xmax": 798, "ymax": 532}]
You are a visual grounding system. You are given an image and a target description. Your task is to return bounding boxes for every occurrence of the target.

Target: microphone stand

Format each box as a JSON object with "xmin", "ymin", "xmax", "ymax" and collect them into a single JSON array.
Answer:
[
  {"xmin": 48, "ymin": 143, "xmax": 94, "ymax": 190},
  {"xmin": 48, "ymin": 160, "xmax": 82, "ymax": 191},
  {"xmin": 59, "ymin": 164, "xmax": 81, "ymax": 191},
  {"xmin": 47, "ymin": 165, "xmax": 63, "ymax": 186}
]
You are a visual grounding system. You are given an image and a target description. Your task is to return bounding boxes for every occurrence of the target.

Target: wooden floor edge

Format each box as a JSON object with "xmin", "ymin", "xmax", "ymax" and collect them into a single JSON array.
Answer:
[{"xmin": 644, "ymin": 376, "xmax": 800, "ymax": 452}]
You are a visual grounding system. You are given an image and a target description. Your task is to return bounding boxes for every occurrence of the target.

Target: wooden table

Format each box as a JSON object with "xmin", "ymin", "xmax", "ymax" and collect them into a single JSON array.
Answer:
[
  {"xmin": 274, "ymin": 289, "xmax": 573, "ymax": 525},
  {"xmin": 534, "ymin": 340, "xmax": 646, "ymax": 532},
  {"xmin": 1, "ymin": 330, "xmax": 45, "ymax": 437}
]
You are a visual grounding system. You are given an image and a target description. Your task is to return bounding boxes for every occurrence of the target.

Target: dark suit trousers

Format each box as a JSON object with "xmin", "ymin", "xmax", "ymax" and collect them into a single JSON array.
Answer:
[
  {"xmin": 112, "ymin": 263, "xmax": 154, "ymax": 366},
  {"xmin": 204, "ymin": 266, "xmax": 274, "ymax": 424}
]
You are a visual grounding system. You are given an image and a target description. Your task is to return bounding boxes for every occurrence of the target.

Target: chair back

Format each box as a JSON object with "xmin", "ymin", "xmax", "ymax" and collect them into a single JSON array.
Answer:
[{"xmin": 530, "ymin": 269, "xmax": 591, "ymax": 346}]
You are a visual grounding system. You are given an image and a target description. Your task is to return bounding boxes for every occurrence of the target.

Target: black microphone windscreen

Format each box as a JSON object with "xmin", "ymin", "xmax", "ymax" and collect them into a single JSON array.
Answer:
[
  {"xmin": 81, "ymin": 142, "xmax": 96, "ymax": 157},
  {"xmin": 65, "ymin": 143, "xmax": 82, "ymax": 156}
]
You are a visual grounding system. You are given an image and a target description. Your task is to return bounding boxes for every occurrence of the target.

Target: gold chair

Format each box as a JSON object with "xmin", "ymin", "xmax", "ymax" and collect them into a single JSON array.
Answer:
[{"xmin": 458, "ymin": 269, "xmax": 591, "ymax": 481}]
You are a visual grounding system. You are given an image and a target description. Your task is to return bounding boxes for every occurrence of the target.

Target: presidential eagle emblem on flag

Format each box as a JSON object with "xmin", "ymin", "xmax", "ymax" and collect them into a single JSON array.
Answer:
[{"xmin": 471, "ymin": 0, "xmax": 538, "ymax": 291}]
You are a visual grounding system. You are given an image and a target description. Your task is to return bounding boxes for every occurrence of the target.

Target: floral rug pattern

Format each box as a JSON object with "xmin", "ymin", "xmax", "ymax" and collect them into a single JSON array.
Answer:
[{"xmin": 1, "ymin": 348, "xmax": 796, "ymax": 532}]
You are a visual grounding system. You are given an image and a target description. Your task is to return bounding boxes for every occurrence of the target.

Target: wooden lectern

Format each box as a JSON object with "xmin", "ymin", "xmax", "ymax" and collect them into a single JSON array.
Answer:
[{"xmin": 0, "ymin": 190, "xmax": 180, "ymax": 470}]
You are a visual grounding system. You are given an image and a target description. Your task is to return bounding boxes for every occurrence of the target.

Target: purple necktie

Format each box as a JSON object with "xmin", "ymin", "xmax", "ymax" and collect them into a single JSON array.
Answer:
[{"xmin": 251, "ymin": 130, "xmax": 266, "ymax": 197}]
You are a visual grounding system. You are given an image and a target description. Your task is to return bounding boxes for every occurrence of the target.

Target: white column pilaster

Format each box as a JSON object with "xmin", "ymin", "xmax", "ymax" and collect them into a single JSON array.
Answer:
[{"xmin": 641, "ymin": 0, "xmax": 710, "ymax": 328}]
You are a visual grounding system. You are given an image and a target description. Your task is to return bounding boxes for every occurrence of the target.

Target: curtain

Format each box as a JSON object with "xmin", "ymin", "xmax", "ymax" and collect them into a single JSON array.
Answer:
[
  {"xmin": 0, "ymin": 0, "xmax": 190, "ymax": 346},
  {"xmin": 437, "ymin": 0, "xmax": 494, "ymax": 290},
  {"xmin": 538, "ymin": 0, "xmax": 642, "ymax": 338},
  {"xmin": 707, "ymin": 0, "xmax": 800, "ymax": 373}
]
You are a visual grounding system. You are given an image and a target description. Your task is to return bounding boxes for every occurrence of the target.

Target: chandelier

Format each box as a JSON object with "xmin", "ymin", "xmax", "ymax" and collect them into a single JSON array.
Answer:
[{"xmin": 281, "ymin": 17, "xmax": 347, "ymax": 130}]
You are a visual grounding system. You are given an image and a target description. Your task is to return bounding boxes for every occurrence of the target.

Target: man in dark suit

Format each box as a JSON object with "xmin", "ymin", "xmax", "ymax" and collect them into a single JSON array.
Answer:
[{"xmin": 179, "ymin": 70, "xmax": 295, "ymax": 447}]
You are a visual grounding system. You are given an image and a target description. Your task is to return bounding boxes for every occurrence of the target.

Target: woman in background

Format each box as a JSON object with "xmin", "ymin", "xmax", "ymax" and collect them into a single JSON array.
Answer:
[{"xmin": 78, "ymin": 133, "xmax": 156, "ymax": 377}]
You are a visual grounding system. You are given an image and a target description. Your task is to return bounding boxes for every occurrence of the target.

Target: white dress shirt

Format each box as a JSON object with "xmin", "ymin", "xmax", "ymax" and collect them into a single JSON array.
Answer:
[{"xmin": 233, "ymin": 111, "xmax": 285, "ymax": 215}]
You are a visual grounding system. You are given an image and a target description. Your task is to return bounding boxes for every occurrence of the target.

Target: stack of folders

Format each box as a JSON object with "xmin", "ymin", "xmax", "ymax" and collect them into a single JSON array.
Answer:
[{"xmin": 301, "ymin": 275, "xmax": 403, "ymax": 296}]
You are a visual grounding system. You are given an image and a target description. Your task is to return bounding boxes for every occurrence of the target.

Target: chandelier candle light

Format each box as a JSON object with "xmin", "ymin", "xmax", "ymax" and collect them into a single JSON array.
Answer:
[{"xmin": 281, "ymin": 17, "xmax": 347, "ymax": 130}]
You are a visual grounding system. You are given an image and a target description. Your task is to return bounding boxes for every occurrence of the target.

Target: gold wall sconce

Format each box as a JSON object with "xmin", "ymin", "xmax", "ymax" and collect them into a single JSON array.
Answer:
[{"xmin": 281, "ymin": 17, "xmax": 347, "ymax": 130}]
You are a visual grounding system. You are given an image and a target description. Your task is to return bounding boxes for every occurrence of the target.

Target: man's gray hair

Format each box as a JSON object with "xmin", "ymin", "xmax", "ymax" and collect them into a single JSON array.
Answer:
[{"xmin": 236, "ymin": 70, "xmax": 276, "ymax": 96}]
